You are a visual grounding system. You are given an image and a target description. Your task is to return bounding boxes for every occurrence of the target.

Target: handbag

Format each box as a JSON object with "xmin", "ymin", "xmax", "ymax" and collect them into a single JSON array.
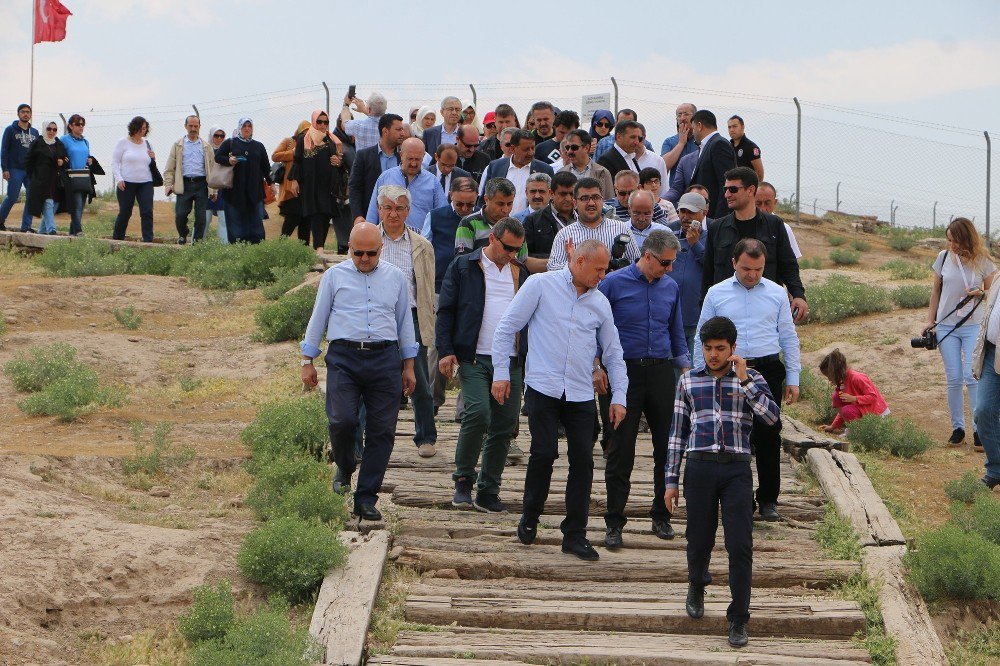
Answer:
[
  {"xmin": 65, "ymin": 168, "xmax": 93, "ymax": 194},
  {"xmin": 208, "ymin": 144, "xmax": 235, "ymax": 190},
  {"xmin": 146, "ymin": 141, "xmax": 164, "ymax": 187},
  {"xmin": 263, "ymin": 178, "xmax": 276, "ymax": 205}
]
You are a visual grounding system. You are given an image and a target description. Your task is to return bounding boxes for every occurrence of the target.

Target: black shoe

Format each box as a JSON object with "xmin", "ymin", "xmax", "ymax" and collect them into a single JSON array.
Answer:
[
  {"xmin": 949, "ymin": 428, "xmax": 966, "ymax": 446},
  {"xmin": 759, "ymin": 503, "xmax": 781, "ymax": 522},
  {"xmin": 353, "ymin": 502, "xmax": 382, "ymax": 521},
  {"xmin": 452, "ymin": 477, "xmax": 473, "ymax": 507},
  {"xmin": 473, "ymin": 493, "xmax": 506, "ymax": 514},
  {"xmin": 728, "ymin": 620, "xmax": 748, "ymax": 647},
  {"xmin": 651, "ymin": 519, "xmax": 675, "ymax": 540},
  {"xmin": 561, "ymin": 539, "xmax": 599, "ymax": 561},
  {"xmin": 332, "ymin": 467, "xmax": 352, "ymax": 494},
  {"xmin": 604, "ymin": 527, "xmax": 623, "ymax": 549},
  {"xmin": 974, "ymin": 431, "xmax": 984, "ymax": 451},
  {"xmin": 0, "ymin": 223, "xmax": 6, "ymax": 231},
  {"xmin": 982, "ymin": 476, "xmax": 1000, "ymax": 490},
  {"xmin": 433, "ymin": 405, "xmax": 440, "ymax": 416},
  {"xmin": 516, "ymin": 515, "xmax": 537, "ymax": 545},
  {"xmin": 23, "ymin": 228, "xmax": 37, "ymax": 233},
  {"xmin": 177, "ymin": 236, "xmax": 187, "ymax": 245},
  {"xmin": 685, "ymin": 584, "xmax": 705, "ymax": 619}
]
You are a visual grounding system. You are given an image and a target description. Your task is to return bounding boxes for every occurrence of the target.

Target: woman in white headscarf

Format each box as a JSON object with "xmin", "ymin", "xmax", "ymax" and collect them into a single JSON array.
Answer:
[
  {"xmin": 461, "ymin": 99, "xmax": 483, "ymax": 136},
  {"xmin": 410, "ymin": 106, "xmax": 436, "ymax": 139},
  {"xmin": 24, "ymin": 120, "xmax": 68, "ymax": 234},
  {"xmin": 213, "ymin": 117, "xmax": 272, "ymax": 243},
  {"xmin": 205, "ymin": 125, "xmax": 228, "ymax": 242}
]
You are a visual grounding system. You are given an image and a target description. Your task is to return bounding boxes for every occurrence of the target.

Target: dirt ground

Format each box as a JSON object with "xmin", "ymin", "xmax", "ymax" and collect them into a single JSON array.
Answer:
[{"xmin": 0, "ymin": 202, "xmax": 997, "ymax": 663}]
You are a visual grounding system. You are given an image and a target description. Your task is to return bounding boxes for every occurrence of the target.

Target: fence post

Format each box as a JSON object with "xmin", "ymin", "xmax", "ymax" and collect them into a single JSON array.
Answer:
[
  {"xmin": 191, "ymin": 104, "xmax": 199, "ymax": 120},
  {"xmin": 985, "ymin": 131, "xmax": 992, "ymax": 239},
  {"xmin": 469, "ymin": 84, "xmax": 477, "ymax": 109},
  {"xmin": 835, "ymin": 181, "xmax": 841, "ymax": 212},
  {"xmin": 890, "ymin": 200, "xmax": 895, "ymax": 226},
  {"xmin": 813, "ymin": 198, "xmax": 817, "ymax": 216},
  {"xmin": 933, "ymin": 201, "xmax": 937, "ymax": 230},
  {"xmin": 611, "ymin": 77, "xmax": 619, "ymax": 115},
  {"xmin": 58, "ymin": 113, "xmax": 66, "ymax": 134},
  {"xmin": 793, "ymin": 97, "xmax": 801, "ymax": 225},
  {"xmin": 322, "ymin": 82, "xmax": 330, "ymax": 114}
]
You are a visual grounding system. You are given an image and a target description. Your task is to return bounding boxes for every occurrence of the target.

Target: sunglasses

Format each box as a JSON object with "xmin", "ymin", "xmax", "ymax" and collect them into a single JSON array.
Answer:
[
  {"xmin": 214, "ymin": 133, "xmax": 225, "ymax": 138},
  {"xmin": 499, "ymin": 239, "xmax": 523, "ymax": 253},
  {"xmin": 315, "ymin": 119, "xmax": 329, "ymax": 125},
  {"xmin": 724, "ymin": 185, "xmax": 745, "ymax": 194},
  {"xmin": 352, "ymin": 249, "xmax": 379, "ymax": 257},
  {"xmin": 453, "ymin": 200, "xmax": 476, "ymax": 208},
  {"xmin": 565, "ymin": 144, "xmax": 582, "ymax": 152},
  {"xmin": 648, "ymin": 253, "xmax": 674, "ymax": 267},
  {"xmin": 616, "ymin": 189, "xmax": 634, "ymax": 197},
  {"xmin": 46, "ymin": 127, "xmax": 57, "ymax": 132},
  {"xmin": 595, "ymin": 121, "xmax": 611, "ymax": 128},
  {"xmin": 503, "ymin": 142, "xmax": 512, "ymax": 148},
  {"xmin": 485, "ymin": 122, "xmax": 495, "ymax": 129},
  {"xmin": 72, "ymin": 122, "xmax": 85, "ymax": 127}
]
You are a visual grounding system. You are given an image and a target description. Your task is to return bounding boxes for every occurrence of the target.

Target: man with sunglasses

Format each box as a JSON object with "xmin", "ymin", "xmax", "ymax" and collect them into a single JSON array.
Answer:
[
  {"xmin": 164, "ymin": 115, "xmax": 216, "ymax": 244},
  {"xmin": 455, "ymin": 125, "xmax": 490, "ymax": 185},
  {"xmin": 557, "ymin": 129, "xmax": 613, "ymax": 199},
  {"xmin": 598, "ymin": 229, "xmax": 688, "ymax": 548},
  {"xmin": 480, "ymin": 105, "xmax": 517, "ymax": 161},
  {"xmin": 0, "ymin": 104, "xmax": 39, "ymax": 232},
  {"xmin": 437, "ymin": 217, "xmax": 528, "ymax": 513},
  {"xmin": 300, "ymin": 222, "xmax": 418, "ymax": 522},
  {"xmin": 534, "ymin": 110, "xmax": 580, "ymax": 165}
]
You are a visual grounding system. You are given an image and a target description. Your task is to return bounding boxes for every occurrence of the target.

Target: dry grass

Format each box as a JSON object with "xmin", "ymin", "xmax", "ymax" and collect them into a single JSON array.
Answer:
[{"xmin": 82, "ymin": 624, "xmax": 189, "ymax": 666}]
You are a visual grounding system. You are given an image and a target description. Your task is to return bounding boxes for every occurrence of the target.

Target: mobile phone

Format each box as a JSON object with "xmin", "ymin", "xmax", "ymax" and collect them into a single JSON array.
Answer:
[{"xmin": 348, "ymin": 84, "xmax": 356, "ymax": 100}]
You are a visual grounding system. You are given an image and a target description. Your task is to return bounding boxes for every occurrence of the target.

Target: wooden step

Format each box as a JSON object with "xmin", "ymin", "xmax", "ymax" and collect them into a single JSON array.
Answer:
[
  {"xmin": 405, "ymin": 594, "xmax": 865, "ymax": 639},
  {"xmin": 370, "ymin": 658, "xmax": 533, "ymax": 666},
  {"xmin": 389, "ymin": 627, "xmax": 872, "ymax": 665}
]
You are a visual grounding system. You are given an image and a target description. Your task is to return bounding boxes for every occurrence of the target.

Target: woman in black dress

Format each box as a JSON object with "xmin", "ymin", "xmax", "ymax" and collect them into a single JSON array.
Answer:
[
  {"xmin": 287, "ymin": 110, "xmax": 346, "ymax": 251},
  {"xmin": 214, "ymin": 117, "xmax": 272, "ymax": 243}
]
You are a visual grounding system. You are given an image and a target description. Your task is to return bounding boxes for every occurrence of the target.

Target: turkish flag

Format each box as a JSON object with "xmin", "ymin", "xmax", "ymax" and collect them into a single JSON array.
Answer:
[{"xmin": 34, "ymin": 0, "xmax": 72, "ymax": 44}]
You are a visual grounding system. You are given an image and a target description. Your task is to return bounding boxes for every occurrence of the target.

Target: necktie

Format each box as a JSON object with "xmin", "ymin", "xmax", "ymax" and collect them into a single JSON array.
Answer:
[
  {"xmin": 440, "ymin": 173, "xmax": 447, "ymax": 191},
  {"xmin": 632, "ymin": 157, "xmax": 641, "ymax": 172}
]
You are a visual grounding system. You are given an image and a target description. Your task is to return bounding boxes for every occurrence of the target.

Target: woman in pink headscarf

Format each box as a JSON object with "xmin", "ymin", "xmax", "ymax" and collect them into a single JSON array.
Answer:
[{"xmin": 286, "ymin": 109, "xmax": 345, "ymax": 251}]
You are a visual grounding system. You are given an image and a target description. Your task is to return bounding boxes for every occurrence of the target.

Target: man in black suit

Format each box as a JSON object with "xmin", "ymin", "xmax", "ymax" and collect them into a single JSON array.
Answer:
[
  {"xmin": 596, "ymin": 120, "xmax": 643, "ymax": 180},
  {"xmin": 690, "ymin": 110, "xmax": 737, "ymax": 219},
  {"xmin": 348, "ymin": 113, "xmax": 405, "ymax": 223},
  {"xmin": 455, "ymin": 124, "xmax": 491, "ymax": 185},
  {"xmin": 478, "ymin": 130, "xmax": 555, "ymax": 214},
  {"xmin": 427, "ymin": 144, "xmax": 472, "ymax": 198}
]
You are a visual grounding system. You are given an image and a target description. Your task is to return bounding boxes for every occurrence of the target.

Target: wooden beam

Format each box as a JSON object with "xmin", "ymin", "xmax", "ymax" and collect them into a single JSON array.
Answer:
[{"xmin": 0, "ymin": 229, "xmax": 181, "ymax": 252}]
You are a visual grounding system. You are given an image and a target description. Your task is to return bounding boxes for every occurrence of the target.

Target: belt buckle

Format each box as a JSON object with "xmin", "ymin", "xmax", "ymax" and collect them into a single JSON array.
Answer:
[{"xmin": 358, "ymin": 341, "xmax": 370, "ymax": 351}]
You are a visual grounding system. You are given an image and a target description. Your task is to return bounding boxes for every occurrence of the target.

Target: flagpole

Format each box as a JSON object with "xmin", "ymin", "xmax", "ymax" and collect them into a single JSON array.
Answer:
[{"xmin": 30, "ymin": 0, "xmax": 35, "ymax": 109}]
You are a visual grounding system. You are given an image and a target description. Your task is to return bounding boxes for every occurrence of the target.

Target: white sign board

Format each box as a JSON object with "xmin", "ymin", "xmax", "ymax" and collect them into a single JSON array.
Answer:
[{"xmin": 580, "ymin": 93, "xmax": 612, "ymax": 122}]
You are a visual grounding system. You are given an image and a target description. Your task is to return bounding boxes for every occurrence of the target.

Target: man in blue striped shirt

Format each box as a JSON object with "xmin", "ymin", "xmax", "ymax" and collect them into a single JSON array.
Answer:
[{"xmin": 665, "ymin": 315, "xmax": 779, "ymax": 649}]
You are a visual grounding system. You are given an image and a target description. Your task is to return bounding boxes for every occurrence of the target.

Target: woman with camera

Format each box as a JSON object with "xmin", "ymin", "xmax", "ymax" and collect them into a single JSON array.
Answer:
[{"xmin": 924, "ymin": 217, "xmax": 996, "ymax": 448}]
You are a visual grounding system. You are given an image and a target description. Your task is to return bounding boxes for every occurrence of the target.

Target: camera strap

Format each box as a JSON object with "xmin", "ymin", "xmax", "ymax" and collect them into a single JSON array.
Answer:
[{"xmin": 936, "ymin": 295, "xmax": 983, "ymax": 345}]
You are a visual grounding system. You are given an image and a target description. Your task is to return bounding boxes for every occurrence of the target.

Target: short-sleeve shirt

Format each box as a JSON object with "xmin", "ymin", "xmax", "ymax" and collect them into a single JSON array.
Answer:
[
  {"xmin": 732, "ymin": 136, "xmax": 762, "ymax": 169},
  {"xmin": 932, "ymin": 250, "xmax": 997, "ymax": 325}
]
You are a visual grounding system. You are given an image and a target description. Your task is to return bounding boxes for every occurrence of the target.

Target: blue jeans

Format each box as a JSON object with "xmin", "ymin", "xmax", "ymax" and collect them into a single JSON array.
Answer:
[
  {"xmin": 67, "ymin": 191, "xmax": 85, "ymax": 235},
  {"xmin": 0, "ymin": 168, "xmax": 33, "ymax": 229},
  {"xmin": 938, "ymin": 323, "xmax": 980, "ymax": 431},
  {"xmin": 975, "ymin": 343, "xmax": 1000, "ymax": 481},
  {"xmin": 206, "ymin": 208, "xmax": 228, "ymax": 244},
  {"xmin": 38, "ymin": 199, "xmax": 56, "ymax": 234}
]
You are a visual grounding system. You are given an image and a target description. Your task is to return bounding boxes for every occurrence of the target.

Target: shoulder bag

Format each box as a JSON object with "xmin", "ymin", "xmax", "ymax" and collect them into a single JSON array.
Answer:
[
  {"xmin": 146, "ymin": 141, "xmax": 164, "ymax": 187},
  {"xmin": 207, "ymin": 140, "xmax": 235, "ymax": 190}
]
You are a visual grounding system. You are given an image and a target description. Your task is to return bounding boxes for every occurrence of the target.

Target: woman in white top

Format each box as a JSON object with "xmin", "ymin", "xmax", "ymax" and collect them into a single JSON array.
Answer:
[
  {"xmin": 111, "ymin": 116, "xmax": 156, "ymax": 242},
  {"xmin": 924, "ymin": 217, "xmax": 997, "ymax": 448}
]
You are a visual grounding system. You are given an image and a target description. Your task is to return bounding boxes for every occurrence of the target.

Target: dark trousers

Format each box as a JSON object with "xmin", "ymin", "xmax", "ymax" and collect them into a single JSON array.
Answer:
[
  {"xmin": 325, "ymin": 344, "xmax": 402, "ymax": 505},
  {"xmin": 67, "ymin": 191, "xmax": 85, "ymax": 235},
  {"xmin": 280, "ymin": 212, "xmax": 310, "ymax": 244},
  {"xmin": 175, "ymin": 178, "xmax": 208, "ymax": 240},
  {"xmin": 113, "ymin": 181, "xmax": 154, "ymax": 242},
  {"xmin": 224, "ymin": 200, "xmax": 265, "ymax": 244},
  {"xmin": 331, "ymin": 202, "xmax": 352, "ymax": 253},
  {"xmin": 749, "ymin": 357, "xmax": 785, "ymax": 505},
  {"xmin": 604, "ymin": 360, "xmax": 676, "ymax": 529},
  {"xmin": 683, "ymin": 458, "xmax": 754, "ymax": 624},
  {"xmin": 522, "ymin": 386, "xmax": 596, "ymax": 543}
]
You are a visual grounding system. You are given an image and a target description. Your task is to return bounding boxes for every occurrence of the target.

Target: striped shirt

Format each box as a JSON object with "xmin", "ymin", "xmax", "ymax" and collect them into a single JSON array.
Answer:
[
  {"xmin": 546, "ymin": 218, "xmax": 641, "ymax": 271},
  {"xmin": 607, "ymin": 197, "xmax": 672, "ymax": 226},
  {"xmin": 344, "ymin": 115, "xmax": 382, "ymax": 152},
  {"xmin": 454, "ymin": 210, "xmax": 528, "ymax": 260},
  {"xmin": 379, "ymin": 226, "xmax": 416, "ymax": 306},
  {"xmin": 665, "ymin": 368, "xmax": 780, "ymax": 488}
]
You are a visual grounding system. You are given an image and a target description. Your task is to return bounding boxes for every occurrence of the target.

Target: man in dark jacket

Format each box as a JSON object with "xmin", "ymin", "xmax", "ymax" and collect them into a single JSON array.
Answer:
[
  {"xmin": 522, "ymin": 170, "xmax": 577, "ymax": 273},
  {"xmin": 689, "ymin": 110, "xmax": 737, "ymax": 219},
  {"xmin": 347, "ymin": 113, "xmax": 405, "ymax": 222},
  {"xmin": 0, "ymin": 104, "xmax": 40, "ymax": 231},
  {"xmin": 455, "ymin": 125, "xmax": 491, "ymax": 185},
  {"xmin": 436, "ymin": 217, "xmax": 528, "ymax": 514},
  {"xmin": 701, "ymin": 166, "xmax": 808, "ymax": 322}
]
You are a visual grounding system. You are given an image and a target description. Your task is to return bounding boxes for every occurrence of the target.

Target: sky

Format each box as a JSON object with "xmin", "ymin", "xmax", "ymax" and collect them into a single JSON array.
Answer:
[{"xmin": 0, "ymin": 0, "xmax": 998, "ymax": 230}]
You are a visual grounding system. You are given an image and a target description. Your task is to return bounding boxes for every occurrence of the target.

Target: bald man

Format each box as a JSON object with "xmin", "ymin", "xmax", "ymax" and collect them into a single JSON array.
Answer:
[
  {"xmin": 366, "ymin": 137, "xmax": 446, "ymax": 230},
  {"xmin": 301, "ymin": 222, "xmax": 418, "ymax": 521}
]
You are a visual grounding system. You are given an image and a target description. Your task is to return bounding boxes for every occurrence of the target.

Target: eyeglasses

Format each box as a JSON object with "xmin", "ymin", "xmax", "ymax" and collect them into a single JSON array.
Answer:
[
  {"xmin": 648, "ymin": 252, "xmax": 674, "ymax": 267},
  {"xmin": 214, "ymin": 133, "xmax": 225, "ymax": 139},
  {"xmin": 379, "ymin": 204, "xmax": 410, "ymax": 214},
  {"xmin": 453, "ymin": 200, "xmax": 476, "ymax": 209},
  {"xmin": 315, "ymin": 119, "xmax": 329, "ymax": 125},
  {"xmin": 352, "ymin": 249, "xmax": 379, "ymax": 257},
  {"xmin": 498, "ymin": 239, "xmax": 523, "ymax": 253},
  {"xmin": 616, "ymin": 189, "xmax": 635, "ymax": 197},
  {"xmin": 503, "ymin": 142, "xmax": 512, "ymax": 148},
  {"xmin": 565, "ymin": 144, "xmax": 582, "ymax": 152},
  {"xmin": 443, "ymin": 106, "xmax": 462, "ymax": 113},
  {"xmin": 72, "ymin": 122, "xmax": 85, "ymax": 127},
  {"xmin": 724, "ymin": 185, "xmax": 745, "ymax": 194},
  {"xmin": 577, "ymin": 194, "xmax": 603, "ymax": 203},
  {"xmin": 46, "ymin": 127, "xmax": 57, "ymax": 132},
  {"xmin": 485, "ymin": 122, "xmax": 495, "ymax": 129},
  {"xmin": 594, "ymin": 121, "xmax": 611, "ymax": 128}
]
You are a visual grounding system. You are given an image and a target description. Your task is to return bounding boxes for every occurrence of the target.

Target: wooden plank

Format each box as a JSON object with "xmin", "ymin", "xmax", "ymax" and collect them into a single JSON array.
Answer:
[
  {"xmin": 390, "ymin": 627, "xmax": 873, "ymax": 665},
  {"xmin": 806, "ymin": 448, "xmax": 876, "ymax": 546},
  {"xmin": 862, "ymin": 545, "xmax": 946, "ymax": 665},
  {"xmin": 830, "ymin": 450, "xmax": 905, "ymax": 546},
  {"xmin": 370, "ymin": 658, "xmax": 533, "ymax": 666},
  {"xmin": 309, "ymin": 530, "xmax": 391, "ymax": 666},
  {"xmin": 395, "ymin": 545, "xmax": 858, "ymax": 588},
  {"xmin": 0, "ymin": 229, "xmax": 181, "ymax": 251},
  {"xmin": 404, "ymin": 594, "xmax": 866, "ymax": 639},
  {"xmin": 782, "ymin": 414, "xmax": 847, "ymax": 454}
]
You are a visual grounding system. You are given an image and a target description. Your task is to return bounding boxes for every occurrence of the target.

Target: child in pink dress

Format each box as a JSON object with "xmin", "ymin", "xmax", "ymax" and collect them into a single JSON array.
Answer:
[{"xmin": 817, "ymin": 349, "xmax": 889, "ymax": 435}]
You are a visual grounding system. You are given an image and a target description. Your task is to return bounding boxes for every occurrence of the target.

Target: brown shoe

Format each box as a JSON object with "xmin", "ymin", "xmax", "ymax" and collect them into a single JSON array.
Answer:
[{"xmin": 417, "ymin": 443, "xmax": 437, "ymax": 458}]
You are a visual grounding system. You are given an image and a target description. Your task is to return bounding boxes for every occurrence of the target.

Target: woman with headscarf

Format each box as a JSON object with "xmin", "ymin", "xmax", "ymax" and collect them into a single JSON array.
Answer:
[
  {"xmin": 24, "ymin": 120, "xmax": 68, "ymax": 234},
  {"xmin": 273, "ymin": 120, "xmax": 312, "ymax": 243},
  {"xmin": 205, "ymin": 126, "xmax": 228, "ymax": 242},
  {"xmin": 214, "ymin": 117, "xmax": 272, "ymax": 244},
  {"xmin": 286, "ymin": 110, "xmax": 345, "ymax": 252},
  {"xmin": 589, "ymin": 109, "xmax": 614, "ymax": 155},
  {"xmin": 410, "ymin": 106, "xmax": 436, "ymax": 139},
  {"xmin": 461, "ymin": 99, "xmax": 482, "ymax": 136}
]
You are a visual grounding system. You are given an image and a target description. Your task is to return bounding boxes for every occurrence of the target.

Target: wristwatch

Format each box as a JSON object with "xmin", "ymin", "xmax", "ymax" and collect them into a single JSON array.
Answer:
[
  {"xmin": 740, "ymin": 377, "xmax": 753, "ymax": 386},
  {"xmin": 301, "ymin": 358, "xmax": 313, "ymax": 366}
]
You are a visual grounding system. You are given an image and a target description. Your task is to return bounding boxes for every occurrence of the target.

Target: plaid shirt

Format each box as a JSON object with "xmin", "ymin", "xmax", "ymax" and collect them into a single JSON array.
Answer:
[
  {"xmin": 344, "ymin": 115, "xmax": 382, "ymax": 152},
  {"xmin": 665, "ymin": 368, "xmax": 780, "ymax": 488}
]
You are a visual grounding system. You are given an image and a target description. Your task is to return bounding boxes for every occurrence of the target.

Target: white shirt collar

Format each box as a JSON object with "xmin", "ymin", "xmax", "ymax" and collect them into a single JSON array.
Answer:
[
  {"xmin": 614, "ymin": 143, "xmax": 636, "ymax": 161},
  {"xmin": 698, "ymin": 130, "xmax": 719, "ymax": 157}
]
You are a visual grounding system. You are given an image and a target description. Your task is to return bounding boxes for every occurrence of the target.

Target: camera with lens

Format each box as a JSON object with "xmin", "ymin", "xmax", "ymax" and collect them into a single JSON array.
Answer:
[
  {"xmin": 608, "ymin": 233, "xmax": 632, "ymax": 270},
  {"xmin": 910, "ymin": 329, "xmax": 937, "ymax": 350},
  {"xmin": 911, "ymin": 293, "xmax": 978, "ymax": 351}
]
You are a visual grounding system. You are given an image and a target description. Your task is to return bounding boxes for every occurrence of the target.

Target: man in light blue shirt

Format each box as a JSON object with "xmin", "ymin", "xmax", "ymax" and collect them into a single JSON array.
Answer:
[
  {"xmin": 366, "ymin": 137, "xmax": 447, "ymax": 231},
  {"xmin": 300, "ymin": 223, "xmax": 417, "ymax": 523},
  {"xmin": 163, "ymin": 115, "xmax": 214, "ymax": 244},
  {"xmin": 694, "ymin": 237, "xmax": 800, "ymax": 522},
  {"xmin": 492, "ymin": 239, "xmax": 628, "ymax": 562}
]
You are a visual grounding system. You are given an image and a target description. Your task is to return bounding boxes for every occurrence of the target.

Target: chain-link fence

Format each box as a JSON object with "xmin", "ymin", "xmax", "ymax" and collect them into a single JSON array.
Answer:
[{"xmin": 4, "ymin": 79, "xmax": 995, "ymax": 236}]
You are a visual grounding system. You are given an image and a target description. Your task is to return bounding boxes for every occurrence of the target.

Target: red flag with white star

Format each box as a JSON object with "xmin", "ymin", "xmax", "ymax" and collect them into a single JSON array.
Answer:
[{"xmin": 34, "ymin": 0, "xmax": 73, "ymax": 44}]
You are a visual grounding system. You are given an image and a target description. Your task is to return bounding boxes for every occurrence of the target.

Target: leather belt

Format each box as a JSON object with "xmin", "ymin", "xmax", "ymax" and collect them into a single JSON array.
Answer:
[
  {"xmin": 183, "ymin": 176, "xmax": 206, "ymax": 181},
  {"xmin": 331, "ymin": 339, "xmax": 397, "ymax": 351},
  {"xmin": 687, "ymin": 451, "xmax": 752, "ymax": 463},
  {"xmin": 625, "ymin": 357, "xmax": 670, "ymax": 367},
  {"xmin": 744, "ymin": 353, "xmax": 780, "ymax": 367}
]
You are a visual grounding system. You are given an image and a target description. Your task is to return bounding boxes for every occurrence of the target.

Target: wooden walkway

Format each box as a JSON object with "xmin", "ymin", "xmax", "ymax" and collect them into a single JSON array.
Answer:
[{"xmin": 364, "ymin": 394, "xmax": 874, "ymax": 665}]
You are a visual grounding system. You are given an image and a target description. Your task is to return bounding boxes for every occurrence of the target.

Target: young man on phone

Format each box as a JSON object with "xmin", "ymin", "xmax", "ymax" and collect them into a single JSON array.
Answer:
[{"xmin": 665, "ymin": 315, "xmax": 780, "ymax": 648}]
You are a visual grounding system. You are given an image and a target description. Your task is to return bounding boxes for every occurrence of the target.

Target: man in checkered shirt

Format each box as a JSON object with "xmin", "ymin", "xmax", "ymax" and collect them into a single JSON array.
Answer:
[{"xmin": 664, "ymin": 315, "xmax": 779, "ymax": 649}]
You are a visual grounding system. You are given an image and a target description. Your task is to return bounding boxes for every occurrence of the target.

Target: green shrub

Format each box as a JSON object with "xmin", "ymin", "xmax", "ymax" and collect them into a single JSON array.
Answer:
[
  {"xmin": 798, "ymin": 367, "xmax": 838, "ymax": 424},
  {"xmin": 254, "ymin": 287, "xmax": 316, "ymax": 343},
  {"xmin": 262, "ymin": 264, "xmax": 310, "ymax": 301},
  {"xmin": 892, "ymin": 285, "xmax": 931, "ymax": 309},
  {"xmin": 807, "ymin": 275, "xmax": 893, "ymax": 324},
  {"xmin": 799, "ymin": 256, "xmax": 822, "ymax": 270},
  {"xmin": 829, "ymin": 248, "xmax": 860, "ymax": 265},
  {"xmin": 121, "ymin": 421, "xmax": 195, "ymax": 478},
  {"xmin": 245, "ymin": 456, "xmax": 331, "ymax": 519},
  {"xmin": 117, "ymin": 246, "xmax": 176, "ymax": 275},
  {"xmin": 236, "ymin": 517, "xmax": 347, "ymax": 600},
  {"xmin": 952, "ymin": 494, "xmax": 1000, "ymax": 547},
  {"xmin": 179, "ymin": 580, "xmax": 236, "ymax": 644},
  {"xmin": 827, "ymin": 234, "xmax": 847, "ymax": 246},
  {"xmin": 241, "ymin": 395, "xmax": 329, "ymax": 466},
  {"xmin": 3, "ymin": 342, "xmax": 80, "ymax": 392},
  {"xmin": 180, "ymin": 377, "xmax": 203, "ymax": 392},
  {"xmin": 187, "ymin": 599, "xmax": 321, "ymax": 666},
  {"xmin": 947, "ymin": 624, "xmax": 1000, "ymax": 664},
  {"xmin": 851, "ymin": 239, "xmax": 870, "ymax": 252},
  {"xmin": 904, "ymin": 524, "xmax": 1000, "ymax": 600},
  {"xmin": 274, "ymin": 479, "xmax": 347, "ymax": 525},
  {"xmin": 17, "ymin": 364, "xmax": 125, "ymax": 421},
  {"xmin": 887, "ymin": 231, "xmax": 916, "ymax": 252},
  {"xmin": 815, "ymin": 505, "xmax": 862, "ymax": 560},
  {"xmin": 112, "ymin": 305, "xmax": 142, "ymax": 330},
  {"xmin": 34, "ymin": 238, "xmax": 128, "ymax": 276},
  {"xmin": 945, "ymin": 471, "xmax": 991, "ymax": 504},
  {"xmin": 879, "ymin": 259, "xmax": 930, "ymax": 280},
  {"xmin": 847, "ymin": 414, "xmax": 933, "ymax": 458},
  {"xmin": 172, "ymin": 237, "xmax": 315, "ymax": 291}
]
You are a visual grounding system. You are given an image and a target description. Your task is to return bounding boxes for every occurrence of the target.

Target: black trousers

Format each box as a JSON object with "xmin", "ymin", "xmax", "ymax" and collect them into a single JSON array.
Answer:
[
  {"xmin": 749, "ymin": 357, "xmax": 785, "ymax": 505},
  {"xmin": 683, "ymin": 457, "xmax": 754, "ymax": 625},
  {"xmin": 280, "ymin": 212, "xmax": 310, "ymax": 244},
  {"xmin": 604, "ymin": 360, "xmax": 676, "ymax": 529},
  {"xmin": 522, "ymin": 386, "xmax": 596, "ymax": 543},
  {"xmin": 310, "ymin": 214, "xmax": 332, "ymax": 250},
  {"xmin": 113, "ymin": 181, "xmax": 154, "ymax": 242},
  {"xmin": 324, "ymin": 344, "xmax": 402, "ymax": 506},
  {"xmin": 175, "ymin": 178, "xmax": 208, "ymax": 240},
  {"xmin": 331, "ymin": 202, "xmax": 352, "ymax": 253}
]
